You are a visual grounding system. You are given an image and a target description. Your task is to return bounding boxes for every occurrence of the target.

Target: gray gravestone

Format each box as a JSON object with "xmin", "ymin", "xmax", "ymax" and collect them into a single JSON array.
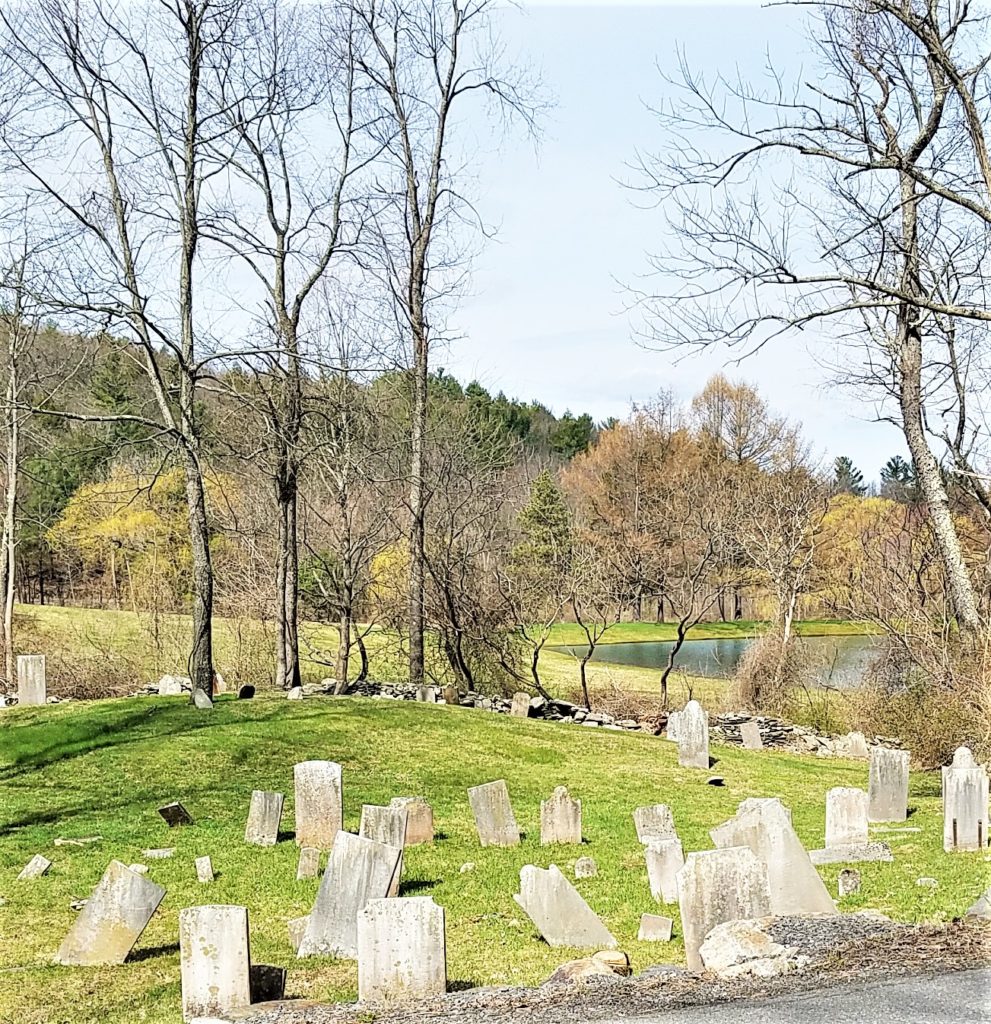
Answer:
[
  {"xmin": 294, "ymin": 761, "xmax": 343, "ymax": 850},
  {"xmin": 638, "ymin": 913, "xmax": 673, "ymax": 941},
  {"xmin": 244, "ymin": 790, "xmax": 284, "ymax": 846},
  {"xmin": 296, "ymin": 847, "xmax": 321, "ymax": 880},
  {"xmin": 942, "ymin": 755, "xmax": 989, "ymax": 852},
  {"xmin": 297, "ymin": 831, "xmax": 401, "ymax": 959},
  {"xmin": 55, "ymin": 860, "xmax": 166, "ymax": 965},
  {"xmin": 845, "ymin": 732, "xmax": 870, "ymax": 759},
  {"xmin": 677, "ymin": 700, "xmax": 709, "ymax": 769},
  {"xmin": 740, "ymin": 720, "xmax": 763, "ymax": 751},
  {"xmin": 17, "ymin": 654, "xmax": 46, "ymax": 706},
  {"xmin": 676, "ymin": 846, "xmax": 771, "ymax": 972},
  {"xmin": 514, "ymin": 864, "xmax": 616, "ymax": 948},
  {"xmin": 633, "ymin": 804, "xmax": 677, "ymax": 844},
  {"xmin": 574, "ymin": 856, "xmax": 597, "ymax": 878},
  {"xmin": 390, "ymin": 796, "xmax": 434, "ymax": 845},
  {"xmin": 825, "ymin": 787, "xmax": 869, "ymax": 847},
  {"xmin": 666, "ymin": 710, "xmax": 682, "ymax": 741},
  {"xmin": 357, "ymin": 897, "xmax": 447, "ymax": 1004},
  {"xmin": 809, "ymin": 841, "xmax": 892, "ymax": 864},
  {"xmin": 540, "ymin": 786, "xmax": 582, "ymax": 845},
  {"xmin": 195, "ymin": 856, "xmax": 214, "ymax": 883},
  {"xmin": 467, "ymin": 780, "xmax": 520, "ymax": 847},
  {"xmin": 510, "ymin": 692, "xmax": 530, "ymax": 717},
  {"xmin": 179, "ymin": 904, "xmax": 251, "ymax": 1021},
  {"xmin": 868, "ymin": 747, "xmax": 910, "ymax": 822},
  {"xmin": 359, "ymin": 804, "xmax": 408, "ymax": 897},
  {"xmin": 416, "ymin": 686, "xmax": 437, "ymax": 703},
  {"xmin": 838, "ymin": 868, "xmax": 861, "ymax": 896},
  {"xmin": 17, "ymin": 854, "xmax": 51, "ymax": 880},
  {"xmin": 158, "ymin": 801, "xmax": 193, "ymax": 827},
  {"xmin": 645, "ymin": 838, "xmax": 684, "ymax": 903},
  {"xmin": 158, "ymin": 674, "xmax": 187, "ymax": 696}
]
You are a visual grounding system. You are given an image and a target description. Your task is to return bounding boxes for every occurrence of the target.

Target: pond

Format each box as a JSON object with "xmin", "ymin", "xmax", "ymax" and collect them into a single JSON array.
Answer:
[{"xmin": 550, "ymin": 633, "xmax": 877, "ymax": 688}]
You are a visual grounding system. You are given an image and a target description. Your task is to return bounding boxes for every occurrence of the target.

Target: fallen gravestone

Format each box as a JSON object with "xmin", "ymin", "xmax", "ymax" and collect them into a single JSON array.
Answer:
[
  {"xmin": 809, "ymin": 841, "xmax": 892, "ymax": 865},
  {"xmin": 390, "ymin": 796, "xmax": 434, "ymax": 845},
  {"xmin": 942, "ymin": 747, "xmax": 989, "ymax": 852},
  {"xmin": 740, "ymin": 720, "xmax": 763, "ymax": 751},
  {"xmin": 357, "ymin": 896, "xmax": 447, "ymax": 1004},
  {"xmin": 825, "ymin": 787, "xmax": 869, "ymax": 847},
  {"xmin": 638, "ymin": 913, "xmax": 673, "ymax": 941},
  {"xmin": 158, "ymin": 802, "xmax": 193, "ymax": 828},
  {"xmin": 17, "ymin": 854, "xmax": 51, "ymax": 880},
  {"xmin": 645, "ymin": 838, "xmax": 684, "ymax": 903},
  {"xmin": 294, "ymin": 761, "xmax": 343, "ymax": 850},
  {"xmin": 195, "ymin": 856, "xmax": 214, "ymax": 883},
  {"xmin": 179, "ymin": 904, "xmax": 251, "ymax": 1022},
  {"xmin": 633, "ymin": 804, "xmax": 676, "ymax": 844},
  {"xmin": 359, "ymin": 804, "xmax": 408, "ymax": 897},
  {"xmin": 868, "ymin": 747, "xmax": 910, "ymax": 822},
  {"xmin": 17, "ymin": 654, "xmax": 46, "ymax": 707},
  {"xmin": 575, "ymin": 856, "xmax": 598, "ymax": 878},
  {"xmin": 54, "ymin": 860, "xmax": 166, "ymax": 965},
  {"xmin": 540, "ymin": 786, "xmax": 582, "ymax": 845},
  {"xmin": 296, "ymin": 847, "xmax": 321, "ymax": 880},
  {"xmin": 510, "ymin": 692, "xmax": 530, "ymax": 718},
  {"xmin": 677, "ymin": 700, "xmax": 709, "ymax": 769},
  {"xmin": 143, "ymin": 848, "xmax": 175, "ymax": 859},
  {"xmin": 514, "ymin": 864, "xmax": 617, "ymax": 948},
  {"xmin": 244, "ymin": 790, "xmax": 284, "ymax": 846},
  {"xmin": 468, "ymin": 780, "xmax": 521, "ymax": 847}
]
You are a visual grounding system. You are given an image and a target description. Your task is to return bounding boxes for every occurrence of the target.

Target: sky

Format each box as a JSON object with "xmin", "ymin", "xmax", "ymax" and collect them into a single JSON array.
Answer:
[{"xmin": 438, "ymin": 0, "xmax": 904, "ymax": 482}]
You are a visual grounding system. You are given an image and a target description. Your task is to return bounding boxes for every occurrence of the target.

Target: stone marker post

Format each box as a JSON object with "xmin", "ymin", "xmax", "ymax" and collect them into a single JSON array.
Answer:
[
  {"xmin": 296, "ymin": 847, "xmax": 321, "ymax": 880},
  {"xmin": 540, "ymin": 786, "xmax": 582, "ymax": 844},
  {"xmin": 942, "ymin": 748, "xmax": 989, "ymax": 852},
  {"xmin": 510, "ymin": 692, "xmax": 530, "ymax": 718},
  {"xmin": 868, "ymin": 748, "xmax": 910, "ymax": 822},
  {"xmin": 677, "ymin": 700, "xmax": 709, "ymax": 769},
  {"xmin": 179, "ymin": 905, "xmax": 251, "ymax": 1022},
  {"xmin": 467, "ymin": 780, "xmax": 520, "ymax": 847},
  {"xmin": 390, "ymin": 796, "xmax": 434, "ymax": 845},
  {"xmin": 294, "ymin": 761, "xmax": 343, "ymax": 850},
  {"xmin": 825, "ymin": 787, "xmax": 869, "ymax": 847},
  {"xmin": 195, "ymin": 856, "xmax": 214, "ymax": 883},
  {"xmin": 17, "ymin": 654, "xmax": 46, "ymax": 706},
  {"xmin": 740, "ymin": 720, "xmax": 763, "ymax": 751},
  {"xmin": 244, "ymin": 790, "xmax": 284, "ymax": 846},
  {"xmin": 357, "ymin": 897, "xmax": 447, "ymax": 1004}
]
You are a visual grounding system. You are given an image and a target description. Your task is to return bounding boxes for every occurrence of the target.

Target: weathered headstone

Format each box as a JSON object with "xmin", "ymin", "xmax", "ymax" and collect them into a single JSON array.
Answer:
[
  {"xmin": 244, "ymin": 790, "xmax": 284, "ymax": 846},
  {"xmin": 294, "ymin": 760, "xmax": 343, "ymax": 850},
  {"xmin": 17, "ymin": 854, "xmax": 51, "ymax": 880},
  {"xmin": 357, "ymin": 897, "xmax": 447, "ymax": 1004},
  {"xmin": 574, "ymin": 856, "xmax": 598, "ymax": 878},
  {"xmin": 633, "ymin": 804, "xmax": 677, "ymax": 844},
  {"xmin": 942, "ymin": 751, "xmax": 989, "ymax": 852},
  {"xmin": 711, "ymin": 798, "xmax": 834, "ymax": 915},
  {"xmin": 677, "ymin": 700, "xmax": 709, "ymax": 769},
  {"xmin": 540, "ymin": 786, "xmax": 582, "ymax": 845},
  {"xmin": 740, "ymin": 720, "xmax": 763, "ymax": 751},
  {"xmin": 645, "ymin": 838, "xmax": 684, "ymax": 904},
  {"xmin": 844, "ymin": 732, "xmax": 871, "ymax": 759},
  {"xmin": 359, "ymin": 804, "xmax": 408, "ymax": 897},
  {"xmin": 143, "ymin": 847, "xmax": 175, "ymax": 859},
  {"xmin": 54, "ymin": 860, "xmax": 166, "ymax": 965},
  {"xmin": 809, "ymin": 841, "xmax": 892, "ymax": 865},
  {"xmin": 838, "ymin": 868, "xmax": 861, "ymax": 896},
  {"xmin": 297, "ymin": 831, "xmax": 402, "ymax": 959},
  {"xmin": 158, "ymin": 674, "xmax": 187, "ymax": 696},
  {"xmin": 676, "ymin": 847, "xmax": 771, "ymax": 973},
  {"xmin": 288, "ymin": 915, "xmax": 309, "ymax": 952},
  {"xmin": 158, "ymin": 801, "xmax": 193, "ymax": 828},
  {"xmin": 825, "ymin": 787, "xmax": 869, "ymax": 847},
  {"xmin": 510, "ymin": 692, "xmax": 531, "ymax": 718},
  {"xmin": 416, "ymin": 685, "xmax": 437, "ymax": 703},
  {"xmin": 514, "ymin": 864, "xmax": 616, "ymax": 948},
  {"xmin": 868, "ymin": 747, "xmax": 910, "ymax": 822},
  {"xmin": 390, "ymin": 796, "xmax": 434, "ymax": 845},
  {"xmin": 442, "ymin": 685, "xmax": 460, "ymax": 706},
  {"xmin": 179, "ymin": 904, "xmax": 251, "ymax": 1022},
  {"xmin": 17, "ymin": 654, "xmax": 46, "ymax": 707},
  {"xmin": 467, "ymin": 780, "xmax": 520, "ymax": 847},
  {"xmin": 192, "ymin": 688, "xmax": 213, "ymax": 710},
  {"xmin": 638, "ymin": 914, "xmax": 673, "ymax": 941},
  {"xmin": 195, "ymin": 856, "xmax": 214, "ymax": 883},
  {"xmin": 665, "ymin": 710, "xmax": 682, "ymax": 741},
  {"xmin": 296, "ymin": 847, "xmax": 321, "ymax": 880}
]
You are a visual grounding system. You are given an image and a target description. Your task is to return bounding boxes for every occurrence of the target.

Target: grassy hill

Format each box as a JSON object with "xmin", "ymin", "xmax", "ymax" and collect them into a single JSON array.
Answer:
[{"xmin": 0, "ymin": 693, "xmax": 982, "ymax": 1024}]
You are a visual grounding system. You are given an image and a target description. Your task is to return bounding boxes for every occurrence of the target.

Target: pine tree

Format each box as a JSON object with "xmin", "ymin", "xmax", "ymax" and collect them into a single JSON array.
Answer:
[
  {"xmin": 833, "ymin": 455, "xmax": 867, "ymax": 496},
  {"xmin": 513, "ymin": 470, "xmax": 572, "ymax": 579},
  {"xmin": 880, "ymin": 455, "xmax": 917, "ymax": 502}
]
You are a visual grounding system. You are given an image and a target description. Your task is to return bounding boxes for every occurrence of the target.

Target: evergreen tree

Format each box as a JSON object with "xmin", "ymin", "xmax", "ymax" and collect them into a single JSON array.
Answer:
[
  {"xmin": 833, "ymin": 455, "xmax": 867, "ymax": 496},
  {"xmin": 880, "ymin": 455, "xmax": 917, "ymax": 502},
  {"xmin": 513, "ymin": 469, "xmax": 572, "ymax": 579},
  {"xmin": 551, "ymin": 411, "xmax": 595, "ymax": 459}
]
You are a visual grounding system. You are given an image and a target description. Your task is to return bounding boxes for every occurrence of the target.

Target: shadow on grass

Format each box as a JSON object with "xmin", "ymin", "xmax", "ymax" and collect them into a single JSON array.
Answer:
[
  {"xmin": 400, "ymin": 878, "xmax": 440, "ymax": 895},
  {"xmin": 447, "ymin": 980, "xmax": 480, "ymax": 993},
  {"xmin": 130, "ymin": 943, "xmax": 179, "ymax": 962},
  {"xmin": 277, "ymin": 830, "xmax": 297, "ymax": 843}
]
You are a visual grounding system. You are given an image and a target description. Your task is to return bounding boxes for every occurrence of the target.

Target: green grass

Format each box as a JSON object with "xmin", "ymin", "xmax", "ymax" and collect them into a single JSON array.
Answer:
[{"xmin": 0, "ymin": 694, "xmax": 985, "ymax": 1024}]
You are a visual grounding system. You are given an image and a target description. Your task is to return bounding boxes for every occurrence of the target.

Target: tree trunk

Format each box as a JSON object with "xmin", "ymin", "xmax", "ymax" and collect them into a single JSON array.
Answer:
[
  {"xmin": 1, "ymin": 364, "xmax": 16, "ymax": 689},
  {"xmin": 355, "ymin": 630, "xmax": 369, "ymax": 682},
  {"xmin": 274, "ymin": 493, "xmax": 288, "ymax": 689},
  {"xmin": 283, "ymin": 484, "xmax": 300, "ymax": 689},
  {"xmin": 335, "ymin": 601, "xmax": 352, "ymax": 694},
  {"xmin": 579, "ymin": 654, "xmax": 592, "ymax": 710},
  {"xmin": 408, "ymin": 337, "xmax": 428, "ymax": 687},
  {"xmin": 182, "ymin": 447, "xmax": 214, "ymax": 699}
]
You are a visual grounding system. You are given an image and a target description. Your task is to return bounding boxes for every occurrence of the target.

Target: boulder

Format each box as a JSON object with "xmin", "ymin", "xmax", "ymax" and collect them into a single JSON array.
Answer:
[
  {"xmin": 699, "ymin": 918, "xmax": 808, "ymax": 980},
  {"xmin": 543, "ymin": 950, "xmax": 630, "ymax": 986},
  {"xmin": 965, "ymin": 887, "xmax": 991, "ymax": 920}
]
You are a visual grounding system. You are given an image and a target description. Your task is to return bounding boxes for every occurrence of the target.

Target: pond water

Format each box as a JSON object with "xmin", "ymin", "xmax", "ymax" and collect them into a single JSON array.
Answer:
[{"xmin": 550, "ymin": 633, "xmax": 877, "ymax": 689}]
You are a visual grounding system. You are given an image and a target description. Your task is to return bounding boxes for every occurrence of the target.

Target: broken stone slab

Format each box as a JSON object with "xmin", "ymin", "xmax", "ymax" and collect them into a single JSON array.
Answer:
[
  {"xmin": 645, "ymin": 838, "xmax": 684, "ymax": 904},
  {"xmin": 297, "ymin": 831, "xmax": 401, "ymax": 959},
  {"xmin": 159, "ymin": 801, "xmax": 194, "ymax": 828},
  {"xmin": 359, "ymin": 804, "xmax": 408, "ymax": 898},
  {"xmin": 195, "ymin": 856, "xmax": 214, "ymax": 883},
  {"xmin": 54, "ymin": 860, "xmax": 166, "ymax": 965},
  {"xmin": 942, "ymin": 759, "xmax": 989, "ymax": 852},
  {"xmin": 638, "ymin": 914, "xmax": 673, "ymax": 941},
  {"xmin": 158, "ymin": 674, "xmax": 188, "ymax": 696},
  {"xmin": 17, "ymin": 654, "xmax": 46, "ymax": 707},
  {"xmin": 825, "ymin": 787, "xmax": 869, "ymax": 847},
  {"xmin": 357, "ymin": 896, "xmax": 446, "ymax": 1005},
  {"xmin": 53, "ymin": 836, "xmax": 101, "ymax": 847},
  {"xmin": 293, "ymin": 761, "xmax": 343, "ymax": 851},
  {"xmin": 514, "ymin": 864, "xmax": 616, "ymax": 949},
  {"xmin": 510, "ymin": 692, "xmax": 530, "ymax": 717},
  {"xmin": 296, "ymin": 847, "xmax": 321, "ymax": 881},
  {"xmin": 17, "ymin": 854, "xmax": 52, "ymax": 880},
  {"xmin": 676, "ymin": 847, "xmax": 772, "ymax": 973},
  {"xmin": 868, "ymin": 747, "xmax": 910, "ymax": 823},
  {"xmin": 711, "ymin": 799, "xmax": 834, "ymax": 915},
  {"xmin": 540, "ymin": 786, "xmax": 582, "ymax": 845},
  {"xmin": 699, "ymin": 918, "xmax": 808, "ymax": 980},
  {"xmin": 244, "ymin": 790, "xmax": 284, "ymax": 846},
  {"xmin": 740, "ymin": 721, "xmax": 763, "ymax": 751},
  {"xmin": 143, "ymin": 848, "xmax": 176, "ymax": 859},
  {"xmin": 467, "ymin": 780, "xmax": 521, "ymax": 847},
  {"xmin": 677, "ymin": 700, "xmax": 709, "ymax": 769},
  {"xmin": 179, "ymin": 905, "xmax": 251, "ymax": 1022},
  {"xmin": 633, "ymin": 804, "xmax": 676, "ymax": 844},
  {"xmin": 574, "ymin": 856, "xmax": 598, "ymax": 879},
  {"xmin": 838, "ymin": 868, "xmax": 861, "ymax": 897},
  {"xmin": 390, "ymin": 796, "xmax": 433, "ymax": 845},
  {"xmin": 809, "ymin": 841, "xmax": 893, "ymax": 865}
]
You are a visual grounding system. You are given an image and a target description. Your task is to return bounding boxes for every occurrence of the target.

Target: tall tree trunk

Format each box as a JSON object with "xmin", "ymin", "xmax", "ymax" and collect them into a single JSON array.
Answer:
[
  {"xmin": 274, "ymin": 491, "xmax": 288, "ymax": 689},
  {"xmin": 183, "ymin": 447, "xmax": 214, "ymax": 697},
  {"xmin": 335, "ymin": 598, "xmax": 352, "ymax": 694},
  {"xmin": 1, "ymin": 364, "xmax": 16, "ymax": 689},
  {"xmin": 408, "ymin": 335, "xmax": 428, "ymax": 687},
  {"xmin": 284, "ymin": 485, "xmax": 300, "ymax": 688}
]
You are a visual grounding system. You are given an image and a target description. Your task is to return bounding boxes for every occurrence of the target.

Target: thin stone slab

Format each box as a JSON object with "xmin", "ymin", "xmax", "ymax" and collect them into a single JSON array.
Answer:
[
  {"xmin": 294, "ymin": 761, "xmax": 343, "ymax": 850},
  {"xmin": 17, "ymin": 654, "xmax": 46, "ymax": 706},
  {"xmin": 541, "ymin": 786, "xmax": 582, "ymax": 845},
  {"xmin": 468, "ymin": 780, "xmax": 521, "ymax": 847},
  {"xmin": 244, "ymin": 790, "xmax": 284, "ymax": 846},
  {"xmin": 740, "ymin": 721, "xmax": 763, "ymax": 751},
  {"xmin": 809, "ymin": 841, "xmax": 893, "ymax": 864},
  {"xmin": 514, "ymin": 864, "xmax": 616, "ymax": 948},
  {"xmin": 296, "ymin": 847, "xmax": 321, "ymax": 880},
  {"xmin": 634, "ymin": 804, "xmax": 677, "ymax": 843},
  {"xmin": 645, "ymin": 838, "xmax": 684, "ymax": 903},
  {"xmin": 17, "ymin": 854, "xmax": 51, "ymax": 880},
  {"xmin": 942, "ymin": 763, "xmax": 989, "ymax": 852},
  {"xmin": 357, "ymin": 897, "xmax": 447, "ymax": 1004},
  {"xmin": 179, "ymin": 905, "xmax": 251, "ymax": 1021},
  {"xmin": 288, "ymin": 915, "xmax": 309, "ymax": 952},
  {"xmin": 677, "ymin": 700, "xmax": 709, "ymax": 769},
  {"xmin": 665, "ymin": 710, "xmax": 682, "ymax": 741},
  {"xmin": 676, "ymin": 847, "xmax": 771, "ymax": 973},
  {"xmin": 638, "ymin": 914, "xmax": 673, "ymax": 941},
  {"xmin": 195, "ymin": 856, "xmax": 214, "ymax": 883},
  {"xmin": 359, "ymin": 804, "xmax": 408, "ymax": 897},
  {"xmin": 55, "ymin": 860, "xmax": 166, "ymax": 965},
  {"xmin": 297, "ymin": 831, "xmax": 402, "ymax": 959},
  {"xmin": 510, "ymin": 692, "xmax": 531, "ymax": 717},
  {"xmin": 159, "ymin": 801, "xmax": 194, "ymax": 827},
  {"xmin": 826, "ymin": 787, "xmax": 869, "ymax": 847},
  {"xmin": 711, "ymin": 799, "xmax": 834, "ymax": 915},
  {"xmin": 868, "ymin": 748, "xmax": 910, "ymax": 822},
  {"xmin": 390, "ymin": 797, "xmax": 434, "ymax": 845}
]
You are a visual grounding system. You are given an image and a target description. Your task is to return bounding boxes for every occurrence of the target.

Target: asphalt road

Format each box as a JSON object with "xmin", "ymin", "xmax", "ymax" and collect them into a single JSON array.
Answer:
[{"xmin": 593, "ymin": 969, "xmax": 991, "ymax": 1024}]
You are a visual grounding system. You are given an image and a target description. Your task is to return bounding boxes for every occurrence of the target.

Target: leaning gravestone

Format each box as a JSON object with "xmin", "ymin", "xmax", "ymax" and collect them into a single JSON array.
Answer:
[
  {"xmin": 158, "ymin": 801, "xmax": 193, "ymax": 828},
  {"xmin": 294, "ymin": 761, "xmax": 343, "ymax": 850},
  {"xmin": 942, "ymin": 747, "xmax": 989, "ymax": 852},
  {"xmin": 740, "ymin": 720, "xmax": 763, "ymax": 751},
  {"xmin": 390, "ymin": 796, "xmax": 433, "ymax": 845},
  {"xmin": 17, "ymin": 854, "xmax": 51, "ymax": 880},
  {"xmin": 677, "ymin": 700, "xmax": 709, "ymax": 769},
  {"xmin": 638, "ymin": 913, "xmax": 673, "ymax": 942},
  {"xmin": 825, "ymin": 787, "xmax": 869, "ymax": 847},
  {"xmin": 360, "ymin": 804, "xmax": 408, "ymax": 897},
  {"xmin": 296, "ymin": 847, "xmax": 321, "ymax": 880},
  {"xmin": 195, "ymin": 856, "xmax": 214, "ymax": 883},
  {"xmin": 676, "ymin": 846, "xmax": 771, "ymax": 972},
  {"xmin": 297, "ymin": 831, "xmax": 401, "ymax": 959},
  {"xmin": 540, "ymin": 786, "xmax": 582, "ymax": 845},
  {"xmin": 55, "ymin": 860, "xmax": 166, "ymax": 965},
  {"xmin": 17, "ymin": 654, "xmax": 46, "ymax": 707},
  {"xmin": 357, "ymin": 896, "xmax": 446, "ymax": 1004},
  {"xmin": 514, "ymin": 864, "xmax": 616, "ymax": 948},
  {"xmin": 645, "ymin": 838, "xmax": 684, "ymax": 903},
  {"xmin": 868, "ymin": 747, "xmax": 910, "ymax": 822},
  {"xmin": 510, "ymin": 692, "xmax": 531, "ymax": 718},
  {"xmin": 468, "ymin": 780, "xmax": 521, "ymax": 847},
  {"xmin": 179, "ymin": 904, "xmax": 251, "ymax": 1022},
  {"xmin": 711, "ymin": 798, "xmax": 834, "ymax": 915},
  {"xmin": 244, "ymin": 790, "xmax": 284, "ymax": 846},
  {"xmin": 633, "ymin": 804, "xmax": 677, "ymax": 844}
]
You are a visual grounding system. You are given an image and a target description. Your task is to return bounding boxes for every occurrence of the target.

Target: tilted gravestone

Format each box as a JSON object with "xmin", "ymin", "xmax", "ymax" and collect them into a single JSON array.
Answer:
[
  {"xmin": 510, "ymin": 692, "xmax": 530, "ymax": 718},
  {"xmin": 17, "ymin": 654, "xmax": 46, "ymax": 706},
  {"xmin": 158, "ymin": 802, "xmax": 193, "ymax": 828},
  {"xmin": 638, "ymin": 913, "xmax": 673, "ymax": 941},
  {"xmin": 294, "ymin": 761, "xmax": 343, "ymax": 850},
  {"xmin": 677, "ymin": 700, "xmax": 709, "ymax": 769},
  {"xmin": 825, "ymin": 787, "xmax": 869, "ymax": 847},
  {"xmin": 359, "ymin": 804, "xmax": 408, "ymax": 897},
  {"xmin": 868, "ymin": 747, "xmax": 910, "ymax": 822},
  {"xmin": 645, "ymin": 838, "xmax": 684, "ymax": 903},
  {"xmin": 195, "ymin": 856, "xmax": 214, "ymax": 883},
  {"xmin": 676, "ymin": 846, "xmax": 771, "ymax": 972},
  {"xmin": 467, "ymin": 780, "xmax": 520, "ymax": 847},
  {"xmin": 357, "ymin": 897, "xmax": 447, "ymax": 1005},
  {"xmin": 390, "ymin": 796, "xmax": 434, "ymax": 845},
  {"xmin": 574, "ymin": 856, "xmax": 597, "ymax": 878},
  {"xmin": 633, "ymin": 804, "xmax": 677, "ymax": 844},
  {"xmin": 244, "ymin": 790, "xmax": 284, "ymax": 846},
  {"xmin": 514, "ymin": 864, "xmax": 616, "ymax": 948},
  {"xmin": 296, "ymin": 847, "xmax": 321, "ymax": 880},
  {"xmin": 942, "ymin": 748, "xmax": 989, "ymax": 852},
  {"xmin": 17, "ymin": 854, "xmax": 51, "ymax": 880},
  {"xmin": 740, "ymin": 720, "xmax": 763, "ymax": 751},
  {"xmin": 55, "ymin": 860, "xmax": 166, "ymax": 965},
  {"xmin": 540, "ymin": 786, "xmax": 582, "ymax": 845},
  {"xmin": 179, "ymin": 904, "xmax": 251, "ymax": 1022},
  {"xmin": 297, "ymin": 831, "xmax": 401, "ymax": 959}
]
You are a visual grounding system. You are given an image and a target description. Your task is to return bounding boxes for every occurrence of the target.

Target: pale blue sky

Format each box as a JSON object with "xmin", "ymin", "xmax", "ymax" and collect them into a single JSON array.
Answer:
[{"xmin": 441, "ymin": 0, "xmax": 902, "ymax": 481}]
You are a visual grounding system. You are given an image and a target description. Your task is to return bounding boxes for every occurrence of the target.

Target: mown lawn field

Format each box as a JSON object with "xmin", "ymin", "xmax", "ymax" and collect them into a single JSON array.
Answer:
[{"xmin": 0, "ymin": 693, "xmax": 985, "ymax": 1024}]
